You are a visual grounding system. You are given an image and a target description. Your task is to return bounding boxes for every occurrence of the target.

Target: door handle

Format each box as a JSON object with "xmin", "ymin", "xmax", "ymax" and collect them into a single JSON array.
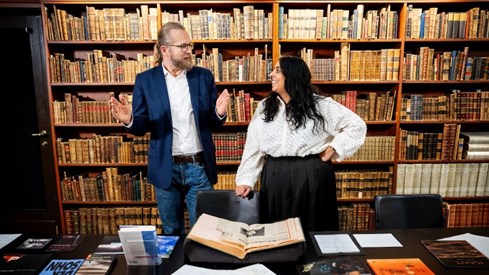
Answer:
[{"xmin": 32, "ymin": 130, "xmax": 47, "ymax": 137}]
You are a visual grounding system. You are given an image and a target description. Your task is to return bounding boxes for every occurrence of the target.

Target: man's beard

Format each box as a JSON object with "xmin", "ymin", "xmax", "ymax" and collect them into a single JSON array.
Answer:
[{"xmin": 172, "ymin": 57, "xmax": 193, "ymax": 71}]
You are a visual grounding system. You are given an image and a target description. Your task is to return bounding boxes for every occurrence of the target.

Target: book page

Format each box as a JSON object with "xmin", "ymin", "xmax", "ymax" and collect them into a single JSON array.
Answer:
[
  {"xmin": 189, "ymin": 214, "xmax": 248, "ymax": 249},
  {"xmin": 218, "ymin": 218, "xmax": 293, "ymax": 249}
]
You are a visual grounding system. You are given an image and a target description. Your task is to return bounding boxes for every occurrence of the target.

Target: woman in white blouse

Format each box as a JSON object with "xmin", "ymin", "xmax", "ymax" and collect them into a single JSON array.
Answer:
[{"xmin": 235, "ymin": 56, "xmax": 367, "ymax": 231}]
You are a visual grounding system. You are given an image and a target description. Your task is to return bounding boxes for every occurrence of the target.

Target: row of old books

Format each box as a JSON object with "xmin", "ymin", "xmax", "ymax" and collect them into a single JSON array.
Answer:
[
  {"xmin": 400, "ymin": 90, "xmax": 489, "ymax": 121},
  {"xmin": 330, "ymin": 90, "xmax": 397, "ymax": 122},
  {"xmin": 53, "ymin": 92, "xmax": 117, "ymax": 125},
  {"xmin": 338, "ymin": 203, "xmax": 375, "ymax": 231},
  {"xmin": 396, "ymin": 162, "xmax": 489, "ymax": 197},
  {"xmin": 278, "ymin": 4, "xmax": 398, "ymax": 40},
  {"xmin": 61, "ymin": 168, "xmax": 155, "ymax": 203},
  {"xmin": 403, "ymin": 47, "xmax": 489, "ymax": 81},
  {"xmin": 63, "ymin": 206, "xmax": 162, "ymax": 235},
  {"xmin": 462, "ymin": 131, "xmax": 489, "ymax": 160},
  {"xmin": 56, "ymin": 132, "xmax": 150, "ymax": 164},
  {"xmin": 335, "ymin": 168, "xmax": 394, "ymax": 200},
  {"xmin": 339, "ymin": 202, "xmax": 488, "ymax": 231},
  {"xmin": 300, "ymin": 46, "xmax": 400, "ymax": 81},
  {"xmin": 399, "ymin": 124, "xmax": 463, "ymax": 161},
  {"xmin": 213, "ymin": 132, "xmax": 246, "ymax": 163},
  {"xmin": 160, "ymin": 7, "xmax": 271, "ymax": 40},
  {"xmin": 49, "ymin": 51, "xmax": 154, "ymax": 84},
  {"xmin": 187, "ymin": 6, "xmax": 272, "ymax": 40},
  {"xmin": 197, "ymin": 46, "xmax": 272, "ymax": 83},
  {"xmin": 46, "ymin": 5, "xmax": 158, "ymax": 41},
  {"xmin": 215, "ymin": 172, "xmax": 261, "ymax": 191},
  {"xmin": 46, "ymin": 5, "xmax": 273, "ymax": 42},
  {"xmin": 344, "ymin": 136, "xmax": 395, "ymax": 161},
  {"xmin": 226, "ymin": 90, "xmax": 260, "ymax": 123},
  {"xmin": 446, "ymin": 202, "xmax": 489, "ymax": 228},
  {"xmin": 405, "ymin": 6, "xmax": 489, "ymax": 39}
]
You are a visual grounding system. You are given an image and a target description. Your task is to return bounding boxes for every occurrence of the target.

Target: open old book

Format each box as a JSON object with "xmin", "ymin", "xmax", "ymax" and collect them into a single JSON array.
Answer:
[{"xmin": 187, "ymin": 213, "xmax": 305, "ymax": 259}]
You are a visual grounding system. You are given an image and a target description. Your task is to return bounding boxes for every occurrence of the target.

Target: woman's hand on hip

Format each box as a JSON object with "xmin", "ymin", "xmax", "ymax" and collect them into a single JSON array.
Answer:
[{"xmin": 320, "ymin": 146, "xmax": 336, "ymax": 162}]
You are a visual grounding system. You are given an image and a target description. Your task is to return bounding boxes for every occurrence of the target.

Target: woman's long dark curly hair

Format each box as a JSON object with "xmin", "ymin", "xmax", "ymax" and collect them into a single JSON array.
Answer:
[{"xmin": 263, "ymin": 56, "xmax": 325, "ymax": 132}]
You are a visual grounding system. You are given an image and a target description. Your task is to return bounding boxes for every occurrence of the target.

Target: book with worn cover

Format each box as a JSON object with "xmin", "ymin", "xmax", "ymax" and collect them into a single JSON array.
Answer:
[
  {"xmin": 0, "ymin": 253, "xmax": 52, "ymax": 275},
  {"xmin": 39, "ymin": 259, "xmax": 84, "ymax": 275},
  {"xmin": 46, "ymin": 235, "xmax": 86, "ymax": 252},
  {"xmin": 118, "ymin": 225, "xmax": 161, "ymax": 265},
  {"xmin": 16, "ymin": 238, "xmax": 53, "ymax": 250},
  {"xmin": 157, "ymin": 235, "xmax": 180, "ymax": 258},
  {"xmin": 297, "ymin": 256, "xmax": 372, "ymax": 275},
  {"xmin": 75, "ymin": 254, "xmax": 117, "ymax": 275},
  {"xmin": 421, "ymin": 239, "xmax": 489, "ymax": 268},
  {"xmin": 366, "ymin": 258, "xmax": 435, "ymax": 275},
  {"xmin": 186, "ymin": 213, "xmax": 305, "ymax": 260}
]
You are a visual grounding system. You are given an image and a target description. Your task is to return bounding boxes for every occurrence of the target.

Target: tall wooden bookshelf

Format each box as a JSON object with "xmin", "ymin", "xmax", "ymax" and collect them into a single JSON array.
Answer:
[{"xmin": 38, "ymin": 0, "xmax": 489, "ymax": 234}]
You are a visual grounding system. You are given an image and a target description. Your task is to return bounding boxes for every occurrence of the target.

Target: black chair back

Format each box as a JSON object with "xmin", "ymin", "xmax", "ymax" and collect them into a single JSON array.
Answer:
[
  {"xmin": 374, "ymin": 194, "xmax": 444, "ymax": 230},
  {"xmin": 195, "ymin": 190, "xmax": 260, "ymax": 224}
]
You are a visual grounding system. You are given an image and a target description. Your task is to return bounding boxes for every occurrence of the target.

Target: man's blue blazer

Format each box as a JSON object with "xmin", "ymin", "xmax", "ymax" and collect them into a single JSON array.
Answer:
[{"xmin": 128, "ymin": 65, "xmax": 226, "ymax": 190}]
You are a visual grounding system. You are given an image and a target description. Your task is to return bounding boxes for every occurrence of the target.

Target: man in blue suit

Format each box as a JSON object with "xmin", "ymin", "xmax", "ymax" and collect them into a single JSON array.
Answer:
[{"xmin": 110, "ymin": 22, "xmax": 229, "ymax": 235}]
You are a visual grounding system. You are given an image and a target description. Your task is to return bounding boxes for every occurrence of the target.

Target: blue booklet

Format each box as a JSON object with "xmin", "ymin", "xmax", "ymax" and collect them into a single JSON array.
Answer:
[
  {"xmin": 39, "ymin": 259, "xmax": 84, "ymax": 275},
  {"xmin": 157, "ymin": 236, "xmax": 180, "ymax": 258}
]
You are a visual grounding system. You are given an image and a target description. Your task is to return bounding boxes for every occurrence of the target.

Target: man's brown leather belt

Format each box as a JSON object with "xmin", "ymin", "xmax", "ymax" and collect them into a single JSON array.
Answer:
[{"xmin": 173, "ymin": 152, "xmax": 204, "ymax": 164}]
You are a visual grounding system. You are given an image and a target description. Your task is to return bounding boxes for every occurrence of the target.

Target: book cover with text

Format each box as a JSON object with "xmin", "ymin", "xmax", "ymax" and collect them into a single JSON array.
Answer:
[
  {"xmin": 17, "ymin": 238, "xmax": 53, "ymax": 250},
  {"xmin": 421, "ymin": 240, "xmax": 489, "ymax": 268},
  {"xmin": 366, "ymin": 258, "xmax": 435, "ymax": 275},
  {"xmin": 39, "ymin": 259, "xmax": 84, "ymax": 275},
  {"xmin": 46, "ymin": 235, "xmax": 86, "ymax": 252}
]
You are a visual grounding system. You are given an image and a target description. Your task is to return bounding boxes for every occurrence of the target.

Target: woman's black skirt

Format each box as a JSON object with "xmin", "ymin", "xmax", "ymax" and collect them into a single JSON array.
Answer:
[{"xmin": 260, "ymin": 154, "xmax": 339, "ymax": 231}]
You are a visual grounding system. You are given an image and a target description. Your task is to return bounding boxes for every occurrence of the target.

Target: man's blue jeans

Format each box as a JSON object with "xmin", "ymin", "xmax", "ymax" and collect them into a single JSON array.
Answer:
[{"xmin": 155, "ymin": 162, "xmax": 213, "ymax": 235}]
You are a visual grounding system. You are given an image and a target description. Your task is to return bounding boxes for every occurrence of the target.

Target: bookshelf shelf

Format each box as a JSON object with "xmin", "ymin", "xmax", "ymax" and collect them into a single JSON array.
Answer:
[
  {"xmin": 403, "ymin": 80, "xmax": 489, "ymax": 84},
  {"xmin": 58, "ymin": 163, "xmax": 148, "ymax": 167},
  {"xmin": 51, "ymin": 82, "xmax": 135, "ymax": 87},
  {"xmin": 55, "ymin": 123, "xmax": 123, "ymax": 127},
  {"xmin": 48, "ymin": 40, "xmax": 156, "ymax": 45},
  {"xmin": 280, "ymin": 39, "xmax": 402, "ymax": 43},
  {"xmin": 62, "ymin": 201, "xmax": 157, "ymax": 206},
  {"xmin": 40, "ymin": 0, "xmax": 489, "ymax": 234},
  {"xmin": 400, "ymin": 120, "xmax": 489, "ymax": 124}
]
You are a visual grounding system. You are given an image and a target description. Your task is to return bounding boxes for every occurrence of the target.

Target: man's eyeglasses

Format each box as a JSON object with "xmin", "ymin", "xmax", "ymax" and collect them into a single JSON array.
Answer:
[{"xmin": 168, "ymin": 43, "xmax": 194, "ymax": 52}]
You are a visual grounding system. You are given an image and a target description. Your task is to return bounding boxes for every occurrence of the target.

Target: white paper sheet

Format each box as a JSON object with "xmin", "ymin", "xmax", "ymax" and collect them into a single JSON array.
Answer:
[
  {"xmin": 0, "ymin": 233, "xmax": 21, "ymax": 250},
  {"xmin": 353, "ymin": 233, "xmax": 403, "ymax": 247},
  {"xmin": 314, "ymin": 234, "xmax": 360, "ymax": 253},
  {"xmin": 172, "ymin": 263, "xmax": 276, "ymax": 275},
  {"xmin": 439, "ymin": 233, "xmax": 489, "ymax": 258}
]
